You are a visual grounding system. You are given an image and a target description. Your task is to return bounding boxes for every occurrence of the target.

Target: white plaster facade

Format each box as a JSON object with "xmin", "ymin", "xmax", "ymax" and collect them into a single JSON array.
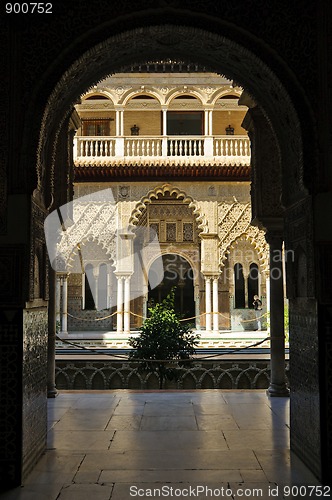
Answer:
[{"xmin": 56, "ymin": 72, "xmax": 269, "ymax": 333}]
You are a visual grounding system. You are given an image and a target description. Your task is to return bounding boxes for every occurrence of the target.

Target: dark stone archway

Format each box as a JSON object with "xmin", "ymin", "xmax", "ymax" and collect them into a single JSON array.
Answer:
[
  {"xmin": 2, "ymin": 3, "xmax": 331, "ymax": 488},
  {"xmin": 33, "ymin": 23, "xmax": 320, "ymax": 480}
]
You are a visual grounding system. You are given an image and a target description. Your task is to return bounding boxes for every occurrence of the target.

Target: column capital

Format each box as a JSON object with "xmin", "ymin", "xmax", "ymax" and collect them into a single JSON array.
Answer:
[
  {"xmin": 265, "ymin": 230, "xmax": 284, "ymax": 247},
  {"xmin": 92, "ymin": 267, "xmax": 100, "ymax": 279}
]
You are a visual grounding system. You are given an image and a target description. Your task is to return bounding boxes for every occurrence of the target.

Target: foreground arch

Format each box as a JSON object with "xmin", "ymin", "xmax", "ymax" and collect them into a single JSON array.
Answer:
[{"xmin": 1, "ymin": 3, "xmax": 331, "ymax": 487}]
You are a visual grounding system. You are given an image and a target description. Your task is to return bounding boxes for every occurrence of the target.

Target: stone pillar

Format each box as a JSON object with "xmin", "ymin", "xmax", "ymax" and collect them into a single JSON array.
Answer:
[
  {"xmin": 195, "ymin": 285, "xmax": 201, "ymax": 330},
  {"xmin": 116, "ymin": 276, "xmax": 124, "ymax": 333},
  {"xmin": 162, "ymin": 108, "xmax": 167, "ymax": 135},
  {"xmin": 81, "ymin": 272, "xmax": 85, "ymax": 310},
  {"xmin": 55, "ymin": 275, "xmax": 61, "ymax": 323},
  {"xmin": 212, "ymin": 276, "xmax": 219, "ymax": 332},
  {"xmin": 204, "ymin": 109, "xmax": 214, "ymax": 155},
  {"xmin": 266, "ymin": 275, "xmax": 271, "ymax": 317},
  {"xmin": 162, "ymin": 107, "xmax": 168, "ymax": 156},
  {"xmin": 120, "ymin": 109, "xmax": 124, "ymax": 136},
  {"xmin": 205, "ymin": 277, "xmax": 212, "ymax": 331},
  {"xmin": 47, "ymin": 268, "xmax": 58, "ymax": 398},
  {"xmin": 124, "ymin": 276, "xmax": 131, "ymax": 333},
  {"xmin": 204, "ymin": 109, "xmax": 209, "ymax": 135},
  {"xmin": 106, "ymin": 269, "xmax": 111, "ymax": 309},
  {"xmin": 115, "ymin": 108, "xmax": 124, "ymax": 156},
  {"xmin": 61, "ymin": 274, "xmax": 68, "ymax": 334},
  {"xmin": 92, "ymin": 267, "xmax": 99, "ymax": 310},
  {"xmin": 243, "ymin": 270, "xmax": 249, "ymax": 308},
  {"xmin": 266, "ymin": 231, "xmax": 289, "ymax": 397},
  {"xmin": 209, "ymin": 110, "xmax": 213, "ymax": 135}
]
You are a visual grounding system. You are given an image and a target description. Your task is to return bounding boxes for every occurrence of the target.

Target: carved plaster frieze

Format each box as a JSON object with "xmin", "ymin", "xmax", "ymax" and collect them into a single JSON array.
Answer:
[{"xmin": 218, "ymin": 201, "xmax": 269, "ymax": 272}]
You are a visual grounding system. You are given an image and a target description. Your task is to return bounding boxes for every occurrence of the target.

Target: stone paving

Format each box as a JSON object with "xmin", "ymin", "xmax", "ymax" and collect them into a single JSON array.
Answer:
[{"xmin": 1, "ymin": 390, "xmax": 320, "ymax": 500}]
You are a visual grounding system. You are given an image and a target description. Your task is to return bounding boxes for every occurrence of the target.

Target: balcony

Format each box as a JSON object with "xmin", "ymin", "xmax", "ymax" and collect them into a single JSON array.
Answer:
[{"xmin": 73, "ymin": 135, "xmax": 251, "ymax": 167}]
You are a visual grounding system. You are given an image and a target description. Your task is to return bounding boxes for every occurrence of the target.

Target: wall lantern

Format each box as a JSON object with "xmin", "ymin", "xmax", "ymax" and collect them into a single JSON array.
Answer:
[
  {"xmin": 131, "ymin": 124, "xmax": 140, "ymax": 136},
  {"xmin": 225, "ymin": 124, "xmax": 234, "ymax": 135}
]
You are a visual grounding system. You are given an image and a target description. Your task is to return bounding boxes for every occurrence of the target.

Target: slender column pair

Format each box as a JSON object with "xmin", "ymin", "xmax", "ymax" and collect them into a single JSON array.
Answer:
[
  {"xmin": 116, "ymin": 275, "xmax": 131, "ymax": 333},
  {"xmin": 60, "ymin": 274, "xmax": 68, "ymax": 334},
  {"xmin": 205, "ymin": 276, "xmax": 219, "ymax": 332}
]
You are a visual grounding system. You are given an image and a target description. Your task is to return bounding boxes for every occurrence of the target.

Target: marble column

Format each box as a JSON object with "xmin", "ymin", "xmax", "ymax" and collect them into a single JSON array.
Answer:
[
  {"xmin": 106, "ymin": 269, "xmax": 111, "ymax": 309},
  {"xmin": 213, "ymin": 277, "xmax": 219, "ymax": 332},
  {"xmin": 92, "ymin": 267, "xmax": 99, "ymax": 310},
  {"xmin": 124, "ymin": 276, "xmax": 131, "ymax": 333},
  {"xmin": 61, "ymin": 274, "xmax": 68, "ymax": 334},
  {"xmin": 47, "ymin": 268, "xmax": 58, "ymax": 398},
  {"xmin": 195, "ymin": 285, "xmax": 201, "ymax": 330},
  {"xmin": 116, "ymin": 276, "xmax": 123, "ymax": 333},
  {"xmin": 266, "ymin": 275, "xmax": 271, "ymax": 317},
  {"xmin": 55, "ymin": 275, "xmax": 61, "ymax": 323},
  {"xmin": 243, "ymin": 270, "xmax": 249, "ymax": 308},
  {"xmin": 205, "ymin": 277, "xmax": 212, "ymax": 332},
  {"xmin": 204, "ymin": 109, "xmax": 209, "ymax": 135},
  {"xmin": 81, "ymin": 273, "xmax": 85, "ymax": 310},
  {"xmin": 162, "ymin": 107, "xmax": 168, "ymax": 156},
  {"xmin": 266, "ymin": 231, "xmax": 289, "ymax": 397}
]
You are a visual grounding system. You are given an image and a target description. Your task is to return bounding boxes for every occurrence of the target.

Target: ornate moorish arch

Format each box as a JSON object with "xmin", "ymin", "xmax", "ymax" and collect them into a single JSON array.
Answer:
[{"xmin": 129, "ymin": 183, "xmax": 209, "ymax": 233}]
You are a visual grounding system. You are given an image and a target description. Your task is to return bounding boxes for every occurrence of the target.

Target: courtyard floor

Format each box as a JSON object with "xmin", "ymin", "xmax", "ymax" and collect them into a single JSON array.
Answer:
[{"xmin": 1, "ymin": 390, "xmax": 321, "ymax": 499}]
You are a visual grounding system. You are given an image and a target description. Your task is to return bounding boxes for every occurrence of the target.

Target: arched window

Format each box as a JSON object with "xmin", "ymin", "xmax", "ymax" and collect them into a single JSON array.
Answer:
[
  {"xmin": 234, "ymin": 263, "xmax": 245, "ymax": 308},
  {"xmin": 84, "ymin": 264, "xmax": 95, "ymax": 310},
  {"xmin": 98, "ymin": 263, "xmax": 108, "ymax": 310},
  {"xmin": 248, "ymin": 263, "xmax": 259, "ymax": 307}
]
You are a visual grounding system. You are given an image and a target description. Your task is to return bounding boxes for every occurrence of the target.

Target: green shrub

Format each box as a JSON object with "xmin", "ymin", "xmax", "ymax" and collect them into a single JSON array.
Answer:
[{"xmin": 129, "ymin": 289, "xmax": 200, "ymax": 388}]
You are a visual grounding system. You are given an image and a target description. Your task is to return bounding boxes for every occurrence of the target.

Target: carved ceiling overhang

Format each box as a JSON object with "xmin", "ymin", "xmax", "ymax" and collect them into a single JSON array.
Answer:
[{"xmin": 74, "ymin": 164, "xmax": 250, "ymax": 182}]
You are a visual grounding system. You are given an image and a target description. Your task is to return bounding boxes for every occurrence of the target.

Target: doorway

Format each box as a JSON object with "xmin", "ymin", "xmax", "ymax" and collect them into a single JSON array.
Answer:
[{"xmin": 148, "ymin": 254, "xmax": 195, "ymax": 320}]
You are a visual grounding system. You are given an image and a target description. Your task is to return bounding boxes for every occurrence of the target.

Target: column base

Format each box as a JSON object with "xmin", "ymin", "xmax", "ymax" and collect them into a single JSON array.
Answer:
[
  {"xmin": 47, "ymin": 387, "xmax": 59, "ymax": 398},
  {"xmin": 267, "ymin": 383, "xmax": 290, "ymax": 397}
]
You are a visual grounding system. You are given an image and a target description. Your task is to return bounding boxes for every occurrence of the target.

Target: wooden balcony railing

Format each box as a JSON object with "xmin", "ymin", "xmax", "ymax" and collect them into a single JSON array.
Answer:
[{"xmin": 74, "ymin": 135, "xmax": 251, "ymax": 164}]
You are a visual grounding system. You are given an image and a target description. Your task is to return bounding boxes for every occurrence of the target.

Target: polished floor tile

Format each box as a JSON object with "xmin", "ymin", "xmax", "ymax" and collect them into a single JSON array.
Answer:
[{"xmin": 0, "ymin": 390, "xmax": 322, "ymax": 500}]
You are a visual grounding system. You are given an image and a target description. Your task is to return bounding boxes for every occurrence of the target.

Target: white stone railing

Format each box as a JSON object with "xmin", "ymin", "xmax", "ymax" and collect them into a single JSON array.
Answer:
[
  {"xmin": 74, "ymin": 136, "xmax": 116, "ymax": 158},
  {"xmin": 213, "ymin": 136, "xmax": 250, "ymax": 157},
  {"xmin": 74, "ymin": 135, "xmax": 250, "ymax": 163}
]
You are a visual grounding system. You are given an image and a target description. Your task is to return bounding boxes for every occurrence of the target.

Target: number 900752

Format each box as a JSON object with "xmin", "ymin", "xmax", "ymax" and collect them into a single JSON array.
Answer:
[{"xmin": 5, "ymin": 3, "xmax": 52, "ymax": 14}]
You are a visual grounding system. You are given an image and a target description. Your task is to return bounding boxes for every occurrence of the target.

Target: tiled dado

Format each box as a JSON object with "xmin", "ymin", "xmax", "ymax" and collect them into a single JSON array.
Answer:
[
  {"xmin": 22, "ymin": 307, "xmax": 48, "ymax": 482},
  {"xmin": 55, "ymin": 359, "xmax": 289, "ymax": 391}
]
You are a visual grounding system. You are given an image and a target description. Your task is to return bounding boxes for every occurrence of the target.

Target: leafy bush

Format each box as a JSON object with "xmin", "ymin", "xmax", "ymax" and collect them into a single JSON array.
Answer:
[{"xmin": 129, "ymin": 289, "xmax": 200, "ymax": 388}]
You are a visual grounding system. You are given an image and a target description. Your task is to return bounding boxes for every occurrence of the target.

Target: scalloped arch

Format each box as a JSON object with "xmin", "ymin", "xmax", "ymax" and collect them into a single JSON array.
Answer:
[
  {"xmin": 67, "ymin": 234, "xmax": 116, "ymax": 270},
  {"xmin": 129, "ymin": 184, "xmax": 209, "ymax": 233},
  {"xmin": 222, "ymin": 233, "xmax": 269, "ymax": 274}
]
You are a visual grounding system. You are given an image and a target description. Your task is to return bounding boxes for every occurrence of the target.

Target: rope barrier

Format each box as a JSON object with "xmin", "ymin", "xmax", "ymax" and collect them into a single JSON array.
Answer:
[
  {"xmin": 66, "ymin": 309, "xmax": 268, "ymax": 323},
  {"xmin": 55, "ymin": 333, "xmax": 271, "ymax": 362},
  {"xmin": 67, "ymin": 311, "xmax": 118, "ymax": 321}
]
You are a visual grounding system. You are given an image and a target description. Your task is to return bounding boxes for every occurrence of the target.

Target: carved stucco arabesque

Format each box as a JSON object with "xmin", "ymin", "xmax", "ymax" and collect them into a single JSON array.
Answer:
[
  {"xmin": 35, "ymin": 25, "xmax": 306, "ymax": 210},
  {"xmin": 59, "ymin": 200, "xmax": 117, "ymax": 271},
  {"xmin": 218, "ymin": 201, "xmax": 269, "ymax": 274}
]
